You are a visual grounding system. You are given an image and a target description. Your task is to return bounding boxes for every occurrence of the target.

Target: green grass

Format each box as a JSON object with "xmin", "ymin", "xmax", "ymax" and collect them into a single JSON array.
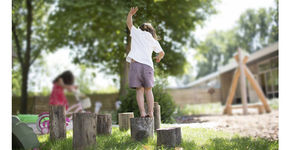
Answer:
[
  {"xmin": 17, "ymin": 114, "xmax": 38, "ymax": 123},
  {"xmin": 37, "ymin": 126, "xmax": 278, "ymax": 150},
  {"xmin": 269, "ymin": 98, "xmax": 279, "ymax": 110},
  {"xmin": 176, "ymin": 103, "xmax": 223, "ymax": 116}
]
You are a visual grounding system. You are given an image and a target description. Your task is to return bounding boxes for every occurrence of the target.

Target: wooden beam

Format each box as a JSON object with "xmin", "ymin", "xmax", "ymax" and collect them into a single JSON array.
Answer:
[
  {"xmin": 234, "ymin": 55, "xmax": 248, "ymax": 64},
  {"xmin": 238, "ymin": 48, "xmax": 248, "ymax": 115},
  {"xmin": 223, "ymin": 68, "xmax": 240, "ymax": 115},
  {"xmin": 243, "ymin": 65, "xmax": 271, "ymax": 113}
]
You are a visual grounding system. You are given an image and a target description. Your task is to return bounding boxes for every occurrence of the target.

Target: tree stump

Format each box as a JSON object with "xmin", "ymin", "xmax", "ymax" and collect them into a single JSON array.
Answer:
[
  {"xmin": 49, "ymin": 106, "xmax": 66, "ymax": 141},
  {"xmin": 96, "ymin": 114, "xmax": 112, "ymax": 135},
  {"xmin": 130, "ymin": 117, "xmax": 154, "ymax": 141},
  {"xmin": 157, "ymin": 127, "xmax": 182, "ymax": 147},
  {"xmin": 154, "ymin": 102, "xmax": 161, "ymax": 130},
  {"xmin": 73, "ymin": 113, "xmax": 97, "ymax": 150},
  {"xmin": 118, "ymin": 112, "xmax": 134, "ymax": 131}
]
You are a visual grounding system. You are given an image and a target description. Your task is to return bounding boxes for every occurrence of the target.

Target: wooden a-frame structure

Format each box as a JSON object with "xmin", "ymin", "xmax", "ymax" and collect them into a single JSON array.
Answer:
[{"xmin": 223, "ymin": 48, "xmax": 271, "ymax": 115}]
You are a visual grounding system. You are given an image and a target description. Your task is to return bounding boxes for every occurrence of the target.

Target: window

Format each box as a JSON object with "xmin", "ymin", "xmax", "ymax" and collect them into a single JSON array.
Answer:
[{"xmin": 258, "ymin": 56, "xmax": 279, "ymax": 99}]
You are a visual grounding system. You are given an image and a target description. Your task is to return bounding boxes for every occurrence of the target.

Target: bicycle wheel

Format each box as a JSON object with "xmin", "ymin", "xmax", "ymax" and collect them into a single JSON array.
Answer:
[{"xmin": 36, "ymin": 112, "xmax": 50, "ymax": 134}]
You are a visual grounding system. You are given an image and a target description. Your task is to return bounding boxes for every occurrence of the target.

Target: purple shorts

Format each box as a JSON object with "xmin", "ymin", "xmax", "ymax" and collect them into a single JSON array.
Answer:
[{"xmin": 129, "ymin": 61, "xmax": 154, "ymax": 89}]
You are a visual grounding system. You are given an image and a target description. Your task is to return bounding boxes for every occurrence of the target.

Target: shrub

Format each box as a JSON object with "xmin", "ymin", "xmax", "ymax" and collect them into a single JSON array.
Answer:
[{"xmin": 118, "ymin": 83, "xmax": 176, "ymax": 123}]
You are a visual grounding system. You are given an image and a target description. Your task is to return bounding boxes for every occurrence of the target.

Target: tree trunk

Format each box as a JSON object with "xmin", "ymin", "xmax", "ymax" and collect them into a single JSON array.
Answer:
[
  {"xmin": 20, "ymin": 0, "xmax": 33, "ymax": 114},
  {"xmin": 49, "ymin": 106, "xmax": 66, "ymax": 141},
  {"xmin": 154, "ymin": 102, "xmax": 161, "ymax": 131},
  {"xmin": 96, "ymin": 114, "xmax": 112, "ymax": 135},
  {"xmin": 73, "ymin": 113, "xmax": 97, "ymax": 150},
  {"xmin": 157, "ymin": 127, "xmax": 182, "ymax": 147},
  {"xmin": 130, "ymin": 117, "xmax": 154, "ymax": 141},
  {"xmin": 119, "ymin": 27, "xmax": 131, "ymax": 97},
  {"xmin": 118, "ymin": 112, "xmax": 134, "ymax": 131},
  {"xmin": 20, "ymin": 68, "xmax": 29, "ymax": 114}
]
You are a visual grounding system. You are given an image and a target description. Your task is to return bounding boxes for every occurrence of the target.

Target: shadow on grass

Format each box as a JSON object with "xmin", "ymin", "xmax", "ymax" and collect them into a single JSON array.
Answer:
[{"xmin": 96, "ymin": 130, "xmax": 154, "ymax": 149}]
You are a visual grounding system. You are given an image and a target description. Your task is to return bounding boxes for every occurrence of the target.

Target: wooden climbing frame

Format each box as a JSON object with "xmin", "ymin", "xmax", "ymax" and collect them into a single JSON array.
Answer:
[{"xmin": 223, "ymin": 48, "xmax": 271, "ymax": 115}]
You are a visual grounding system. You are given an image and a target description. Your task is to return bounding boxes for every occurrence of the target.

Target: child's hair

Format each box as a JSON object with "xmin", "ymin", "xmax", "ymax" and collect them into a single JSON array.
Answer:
[
  {"xmin": 139, "ymin": 23, "xmax": 159, "ymax": 40},
  {"xmin": 53, "ymin": 70, "xmax": 74, "ymax": 85}
]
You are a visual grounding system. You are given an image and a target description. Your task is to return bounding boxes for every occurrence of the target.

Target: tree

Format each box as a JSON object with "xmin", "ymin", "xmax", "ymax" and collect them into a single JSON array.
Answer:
[
  {"xmin": 195, "ymin": 4, "xmax": 278, "ymax": 78},
  {"xmin": 46, "ymin": 0, "xmax": 218, "ymax": 97},
  {"xmin": 12, "ymin": 0, "xmax": 52, "ymax": 113}
]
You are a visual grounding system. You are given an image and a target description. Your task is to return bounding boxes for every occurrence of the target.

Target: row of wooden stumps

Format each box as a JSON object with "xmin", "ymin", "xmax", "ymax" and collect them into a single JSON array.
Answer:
[
  {"xmin": 119, "ymin": 102, "xmax": 182, "ymax": 148},
  {"xmin": 49, "ymin": 102, "xmax": 181, "ymax": 149},
  {"xmin": 49, "ymin": 106, "xmax": 112, "ymax": 150}
]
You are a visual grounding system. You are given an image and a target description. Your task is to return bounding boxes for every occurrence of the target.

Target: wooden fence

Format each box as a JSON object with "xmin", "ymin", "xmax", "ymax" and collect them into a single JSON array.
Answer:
[{"xmin": 12, "ymin": 93, "xmax": 119, "ymax": 115}]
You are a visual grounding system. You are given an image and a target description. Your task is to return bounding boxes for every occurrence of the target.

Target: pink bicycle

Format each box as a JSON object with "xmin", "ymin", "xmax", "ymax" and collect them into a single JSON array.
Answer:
[{"xmin": 36, "ymin": 90, "xmax": 91, "ymax": 134}]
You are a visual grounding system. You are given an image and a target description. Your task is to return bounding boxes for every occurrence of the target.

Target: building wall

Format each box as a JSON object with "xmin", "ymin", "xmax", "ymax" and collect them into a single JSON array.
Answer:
[
  {"xmin": 167, "ymin": 81, "xmax": 222, "ymax": 107},
  {"xmin": 220, "ymin": 70, "xmax": 234, "ymax": 105}
]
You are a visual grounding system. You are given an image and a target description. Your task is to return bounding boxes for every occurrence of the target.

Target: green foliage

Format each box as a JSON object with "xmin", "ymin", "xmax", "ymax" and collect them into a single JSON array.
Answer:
[
  {"xmin": 118, "ymin": 83, "xmax": 176, "ymax": 123},
  {"xmin": 12, "ymin": 63, "xmax": 22, "ymax": 96},
  {"xmin": 37, "ymin": 126, "xmax": 278, "ymax": 150},
  {"xmin": 269, "ymin": 98, "xmax": 279, "ymax": 110},
  {"xmin": 195, "ymin": 4, "xmax": 278, "ymax": 78},
  {"xmin": 176, "ymin": 103, "xmax": 223, "ymax": 116},
  {"xmin": 46, "ymin": 0, "xmax": 218, "ymax": 77},
  {"xmin": 12, "ymin": 0, "xmax": 54, "ymax": 113}
]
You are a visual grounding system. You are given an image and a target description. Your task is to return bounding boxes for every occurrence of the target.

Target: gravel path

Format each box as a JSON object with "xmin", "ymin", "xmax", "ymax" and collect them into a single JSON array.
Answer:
[{"xmin": 175, "ymin": 110, "xmax": 279, "ymax": 140}]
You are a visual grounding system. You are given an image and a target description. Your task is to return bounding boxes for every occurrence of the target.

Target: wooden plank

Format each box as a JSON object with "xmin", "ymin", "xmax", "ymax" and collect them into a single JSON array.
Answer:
[
  {"xmin": 238, "ymin": 48, "xmax": 248, "ymax": 115},
  {"xmin": 243, "ymin": 65, "xmax": 271, "ymax": 113},
  {"xmin": 231, "ymin": 103, "xmax": 263, "ymax": 109},
  {"xmin": 223, "ymin": 68, "xmax": 240, "ymax": 115}
]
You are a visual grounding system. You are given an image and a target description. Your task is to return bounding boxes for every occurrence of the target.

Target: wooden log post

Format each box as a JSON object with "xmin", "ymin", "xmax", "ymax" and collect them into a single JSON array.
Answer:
[
  {"xmin": 96, "ymin": 114, "xmax": 112, "ymax": 135},
  {"xmin": 73, "ymin": 113, "xmax": 97, "ymax": 150},
  {"xmin": 157, "ymin": 127, "xmax": 182, "ymax": 147},
  {"xmin": 49, "ymin": 106, "xmax": 66, "ymax": 141},
  {"xmin": 243, "ymin": 65, "xmax": 271, "ymax": 113},
  {"xmin": 118, "ymin": 112, "xmax": 134, "ymax": 131},
  {"xmin": 130, "ymin": 117, "xmax": 154, "ymax": 141},
  {"xmin": 238, "ymin": 48, "xmax": 248, "ymax": 115},
  {"xmin": 154, "ymin": 102, "xmax": 161, "ymax": 130},
  {"xmin": 223, "ymin": 69, "xmax": 240, "ymax": 115}
]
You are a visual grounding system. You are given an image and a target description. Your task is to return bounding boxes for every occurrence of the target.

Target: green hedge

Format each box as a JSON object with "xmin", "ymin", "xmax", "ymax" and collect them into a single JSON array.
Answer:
[{"xmin": 118, "ymin": 83, "xmax": 176, "ymax": 123}]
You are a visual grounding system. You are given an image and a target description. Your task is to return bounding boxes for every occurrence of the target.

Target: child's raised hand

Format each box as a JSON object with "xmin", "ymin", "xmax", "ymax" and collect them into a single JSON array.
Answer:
[
  {"xmin": 154, "ymin": 56, "xmax": 161, "ymax": 63},
  {"xmin": 129, "ymin": 7, "xmax": 138, "ymax": 16}
]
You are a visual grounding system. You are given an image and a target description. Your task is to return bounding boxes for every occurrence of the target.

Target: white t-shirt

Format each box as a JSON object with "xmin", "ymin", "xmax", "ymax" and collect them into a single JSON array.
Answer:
[{"xmin": 126, "ymin": 26, "xmax": 163, "ymax": 70}]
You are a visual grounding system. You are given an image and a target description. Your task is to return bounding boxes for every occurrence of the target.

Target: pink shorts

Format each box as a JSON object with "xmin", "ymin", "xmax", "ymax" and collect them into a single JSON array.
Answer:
[{"xmin": 129, "ymin": 61, "xmax": 154, "ymax": 89}]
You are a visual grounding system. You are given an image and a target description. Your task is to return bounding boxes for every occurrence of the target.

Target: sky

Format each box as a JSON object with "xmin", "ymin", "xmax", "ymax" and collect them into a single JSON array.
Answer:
[{"xmin": 29, "ymin": 0, "xmax": 276, "ymax": 92}]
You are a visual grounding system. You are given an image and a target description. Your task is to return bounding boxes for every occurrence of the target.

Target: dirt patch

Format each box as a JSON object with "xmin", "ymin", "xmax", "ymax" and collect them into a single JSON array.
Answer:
[{"xmin": 175, "ymin": 110, "xmax": 279, "ymax": 140}]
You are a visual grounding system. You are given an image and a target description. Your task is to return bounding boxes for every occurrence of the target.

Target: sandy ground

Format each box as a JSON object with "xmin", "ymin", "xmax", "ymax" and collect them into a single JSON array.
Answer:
[{"xmin": 175, "ymin": 109, "xmax": 279, "ymax": 141}]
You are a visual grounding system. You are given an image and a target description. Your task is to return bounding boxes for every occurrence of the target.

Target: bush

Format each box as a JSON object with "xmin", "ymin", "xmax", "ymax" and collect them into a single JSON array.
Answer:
[{"xmin": 118, "ymin": 83, "xmax": 176, "ymax": 123}]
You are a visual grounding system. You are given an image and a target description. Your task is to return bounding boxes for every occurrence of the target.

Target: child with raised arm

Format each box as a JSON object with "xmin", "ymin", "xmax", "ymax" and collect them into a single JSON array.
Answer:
[
  {"xmin": 49, "ymin": 70, "xmax": 77, "ymax": 110},
  {"xmin": 126, "ymin": 7, "xmax": 165, "ymax": 117}
]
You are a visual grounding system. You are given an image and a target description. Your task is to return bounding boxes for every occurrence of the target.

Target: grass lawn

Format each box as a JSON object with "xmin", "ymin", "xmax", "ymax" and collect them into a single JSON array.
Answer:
[{"xmin": 37, "ymin": 126, "xmax": 278, "ymax": 150}]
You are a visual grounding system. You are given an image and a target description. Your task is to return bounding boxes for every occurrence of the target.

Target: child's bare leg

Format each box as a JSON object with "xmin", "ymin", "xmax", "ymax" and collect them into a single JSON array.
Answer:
[
  {"xmin": 136, "ymin": 87, "xmax": 146, "ymax": 117},
  {"xmin": 145, "ymin": 87, "xmax": 154, "ymax": 117}
]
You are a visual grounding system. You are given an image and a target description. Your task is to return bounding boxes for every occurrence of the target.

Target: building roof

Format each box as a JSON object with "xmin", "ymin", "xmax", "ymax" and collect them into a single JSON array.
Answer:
[{"xmin": 168, "ymin": 42, "xmax": 278, "ymax": 89}]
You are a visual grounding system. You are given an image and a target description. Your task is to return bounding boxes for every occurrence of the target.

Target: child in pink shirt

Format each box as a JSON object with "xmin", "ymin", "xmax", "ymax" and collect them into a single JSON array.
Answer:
[{"xmin": 49, "ymin": 70, "xmax": 77, "ymax": 110}]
